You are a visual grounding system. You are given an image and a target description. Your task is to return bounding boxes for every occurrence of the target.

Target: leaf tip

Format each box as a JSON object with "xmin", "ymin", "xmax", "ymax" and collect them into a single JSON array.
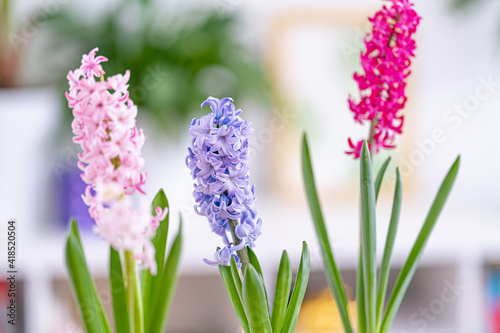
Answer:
[
  {"xmin": 361, "ymin": 140, "xmax": 370, "ymax": 158},
  {"xmin": 302, "ymin": 133, "xmax": 309, "ymax": 152},
  {"xmin": 244, "ymin": 263, "xmax": 258, "ymax": 279},
  {"xmin": 69, "ymin": 218, "xmax": 78, "ymax": 231},
  {"xmin": 178, "ymin": 214, "xmax": 183, "ymax": 230},
  {"xmin": 301, "ymin": 241, "xmax": 310, "ymax": 261},
  {"xmin": 155, "ymin": 188, "xmax": 168, "ymax": 202}
]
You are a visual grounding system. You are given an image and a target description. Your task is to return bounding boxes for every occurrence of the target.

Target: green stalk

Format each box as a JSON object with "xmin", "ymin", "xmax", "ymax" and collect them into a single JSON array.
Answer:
[
  {"xmin": 367, "ymin": 118, "xmax": 377, "ymax": 159},
  {"xmin": 359, "ymin": 142, "xmax": 377, "ymax": 333},
  {"xmin": 229, "ymin": 219, "xmax": 250, "ymax": 273},
  {"xmin": 356, "ymin": 252, "xmax": 366, "ymax": 333},
  {"xmin": 125, "ymin": 250, "xmax": 144, "ymax": 333}
]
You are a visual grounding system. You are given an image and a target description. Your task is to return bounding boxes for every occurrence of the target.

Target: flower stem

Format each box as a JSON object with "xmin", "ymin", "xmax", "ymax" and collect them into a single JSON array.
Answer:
[
  {"xmin": 124, "ymin": 250, "xmax": 144, "ymax": 333},
  {"xmin": 229, "ymin": 219, "xmax": 250, "ymax": 273},
  {"xmin": 367, "ymin": 118, "xmax": 377, "ymax": 159},
  {"xmin": 367, "ymin": 13, "xmax": 400, "ymax": 160}
]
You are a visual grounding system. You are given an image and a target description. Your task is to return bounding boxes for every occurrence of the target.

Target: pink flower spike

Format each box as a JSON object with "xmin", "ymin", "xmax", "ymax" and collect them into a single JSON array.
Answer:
[
  {"xmin": 347, "ymin": 0, "xmax": 420, "ymax": 158},
  {"xmin": 66, "ymin": 48, "xmax": 162, "ymax": 275}
]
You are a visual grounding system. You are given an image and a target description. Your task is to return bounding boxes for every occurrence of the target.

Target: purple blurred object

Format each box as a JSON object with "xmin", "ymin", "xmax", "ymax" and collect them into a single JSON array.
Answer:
[{"xmin": 60, "ymin": 166, "xmax": 94, "ymax": 232}]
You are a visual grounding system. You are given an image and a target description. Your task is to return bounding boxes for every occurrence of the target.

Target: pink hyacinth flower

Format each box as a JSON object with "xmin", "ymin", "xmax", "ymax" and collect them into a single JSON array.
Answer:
[
  {"xmin": 66, "ymin": 48, "xmax": 165, "ymax": 274},
  {"xmin": 347, "ymin": 0, "xmax": 421, "ymax": 158}
]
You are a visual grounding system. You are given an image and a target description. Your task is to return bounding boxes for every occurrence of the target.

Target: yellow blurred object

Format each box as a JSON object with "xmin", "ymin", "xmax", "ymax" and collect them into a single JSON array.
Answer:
[{"xmin": 296, "ymin": 288, "xmax": 357, "ymax": 333}]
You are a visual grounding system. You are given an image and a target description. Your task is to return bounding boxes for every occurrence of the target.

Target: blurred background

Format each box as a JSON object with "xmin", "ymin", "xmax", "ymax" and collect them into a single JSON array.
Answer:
[{"xmin": 1, "ymin": 0, "xmax": 500, "ymax": 332}]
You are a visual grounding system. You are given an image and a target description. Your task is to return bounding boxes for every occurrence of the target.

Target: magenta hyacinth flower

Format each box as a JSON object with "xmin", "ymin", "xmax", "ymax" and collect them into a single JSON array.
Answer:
[
  {"xmin": 347, "ymin": 0, "xmax": 421, "ymax": 158},
  {"xmin": 66, "ymin": 48, "xmax": 166, "ymax": 274},
  {"xmin": 186, "ymin": 97, "xmax": 262, "ymax": 267}
]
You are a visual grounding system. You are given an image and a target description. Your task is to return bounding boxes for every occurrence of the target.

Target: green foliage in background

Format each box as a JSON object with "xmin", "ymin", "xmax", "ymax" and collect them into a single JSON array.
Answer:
[
  {"xmin": 449, "ymin": 0, "xmax": 500, "ymax": 48},
  {"xmin": 450, "ymin": 0, "xmax": 484, "ymax": 10},
  {"xmin": 43, "ymin": 0, "xmax": 269, "ymax": 135}
]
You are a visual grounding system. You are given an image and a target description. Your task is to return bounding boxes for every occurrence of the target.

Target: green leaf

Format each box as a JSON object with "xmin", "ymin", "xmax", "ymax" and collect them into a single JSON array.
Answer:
[
  {"xmin": 359, "ymin": 141, "xmax": 377, "ymax": 333},
  {"xmin": 230, "ymin": 256, "xmax": 243, "ymax": 300},
  {"xmin": 142, "ymin": 189, "xmax": 170, "ymax": 331},
  {"xmin": 280, "ymin": 242, "xmax": 311, "ymax": 333},
  {"xmin": 242, "ymin": 265, "xmax": 272, "ymax": 333},
  {"xmin": 148, "ymin": 218, "xmax": 183, "ymax": 333},
  {"xmin": 271, "ymin": 250, "xmax": 292, "ymax": 333},
  {"xmin": 247, "ymin": 247, "xmax": 270, "ymax": 312},
  {"xmin": 65, "ymin": 220, "xmax": 112, "ymax": 333},
  {"xmin": 380, "ymin": 156, "xmax": 460, "ymax": 333},
  {"xmin": 247, "ymin": 247, "xmax": 264, "ymax": 280},
  {"xmin": 301, "ymin": 134, "xmax": 354, "ymax": 333},
  {"xmin": 376, "ymin": 168, "xmax": 402, "ymax": 328},
  {"xmin": 110, "ymin": 248, "xmax": 130, "ymax": 333},
  {"xmin": 370, "ymin": 156, "xmax": 391, "ymax": 331},
  {"xmin": 220, "ymin": 261, "xmax": 249, "ymax": 333},
  {"xmin": 374, "ymin": 156, "xmax": 391, "ymax": 200},
  {"xmin": 356, "ymin": 253, "xmax": 366, "ymax": 333}
]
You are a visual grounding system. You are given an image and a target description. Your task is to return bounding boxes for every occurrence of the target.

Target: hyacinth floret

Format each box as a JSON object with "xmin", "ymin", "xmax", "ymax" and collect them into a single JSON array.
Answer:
[
  {"xmin": 347, "ymin": 0, "xmax": 421, "ymax": 158},
  {"xmin": 186, "ymin": 97, "xmax": 262, "ymax": 267},
  {"xmin": 66, "ymin": 47, "xmax": 166, "ymax": 274}
]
